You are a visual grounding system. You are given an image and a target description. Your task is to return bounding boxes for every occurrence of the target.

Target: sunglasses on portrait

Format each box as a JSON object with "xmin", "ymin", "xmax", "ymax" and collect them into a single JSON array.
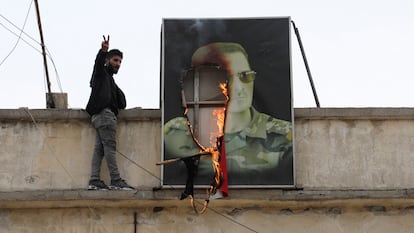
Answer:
[{"xmin": 233, "ymin": 70, "xmax": 256, "ymax": 83}]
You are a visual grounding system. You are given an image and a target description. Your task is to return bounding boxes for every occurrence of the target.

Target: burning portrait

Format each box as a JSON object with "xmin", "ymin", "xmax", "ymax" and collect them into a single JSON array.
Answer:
[{"xmin": 161, "ymin": 18, "xmax": 294, "ymax": 189}]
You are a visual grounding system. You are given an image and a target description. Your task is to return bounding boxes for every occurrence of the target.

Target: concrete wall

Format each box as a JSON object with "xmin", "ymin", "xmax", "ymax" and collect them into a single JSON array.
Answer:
[
  {"xmin": 295, "ymin": 108, "xmax": 414, "ymax": 190},
  {"xmin": 0, "ymin": 108, "xmax": 161, "ymax": 191},
  {"xmin": 2, "ymin": 205, "xmax": 414, "ymax": 233},
  {"xmin": 1, "ymin": 108, "xmax": 414, "ymax": 191},
  {"xmin": 1, "ymin": 107, "xmax": 414, "ymax": 233}
]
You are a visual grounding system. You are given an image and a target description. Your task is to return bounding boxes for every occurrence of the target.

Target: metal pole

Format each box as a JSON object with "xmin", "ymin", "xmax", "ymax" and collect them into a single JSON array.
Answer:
[
  {"xmin": 134, "ymin": 212, "xmax": 137, "ymax": 233},
  {"xmin": 34, "ymin": 0, "xmax": 54, "ymax": 108},
  {"xmin": 291, "ymin": 20, "xmax": 320, "ymax": 108}
]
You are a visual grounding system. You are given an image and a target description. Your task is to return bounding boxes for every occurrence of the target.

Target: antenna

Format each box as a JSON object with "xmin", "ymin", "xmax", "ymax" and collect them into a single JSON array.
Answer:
[{"xmin": 34, "ymin": 0, "xmax": 55, "ymax": 108}]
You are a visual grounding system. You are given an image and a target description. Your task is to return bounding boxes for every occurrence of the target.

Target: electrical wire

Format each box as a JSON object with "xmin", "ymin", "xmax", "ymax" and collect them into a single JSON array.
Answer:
[
  {"xmin": 45, "ymin": 47, "xmax": 63, "ymax": 93},
  {"xmin": 0, "ymin": 12, "xmax": 65, "ymax": 94},
  {"xmin": 2, "ymin": 4, "xmax": 257, "ymax": 230},
  {"xmin": 23, "ymin": 107, "xmax": 109, "ymax": 232},
  {"xmin": 0, "ymin": 0, "xmax": 33, "ymax": 67},
  {"xmin": 0, "ymin": 21, "xmax": 42, "ymax": 54},
  {"xmin": 0, "ymin": 9, "xmax": 259, "ymax": 227},
  {"xmin": 23, "ymin": 108, "xmax": 75, "ymax": 182},
  {"xmin": 86, "ymin": 206, "xmax": 111, "ymax": 233},
  {"xmin": 116, "ymin": 150, "xmax": 259, "ymax": 233},
  {"xmin": 23, "ymin": 107, "xmax": 258, "ymax": 232},
  {"xmin": 0, "ymin": 13, "xmax": 40, "ymax": 46}
]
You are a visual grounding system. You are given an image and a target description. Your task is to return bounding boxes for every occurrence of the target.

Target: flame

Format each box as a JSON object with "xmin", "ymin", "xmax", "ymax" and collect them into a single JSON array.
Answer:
[
  {"xmin": 198, "ymin": 81, "xmax": 227, "ymax": 205},
  {"xmin": 219, "ymin": 82, "xmax": 229, "ymax": 100},
  {"xmin": 215, "ymin": 82, "xmax": 228, "ymax": 136},
  {"xmin": 179, "ymin": 81, "xmax": 229, "ymax": 214},
  {"xmin": 205, "ymin": 148, "xmax": 222, "ymax": 190},
  {"xmin": 209, "ymin": 82, "xmax": 227, "ymax": 189},
  {"xmin": 212, "ymin": 108, "xmax": 225, "ymax": 137},
  {"xmin": 205, "ymin": 82, "xmax": 228, "ymax": 196}
]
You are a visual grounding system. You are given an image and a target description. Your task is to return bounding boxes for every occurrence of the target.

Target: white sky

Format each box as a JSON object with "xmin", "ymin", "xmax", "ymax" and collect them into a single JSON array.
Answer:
[{"xmin": 1, "ymin": 0, "xmax": 414, "ymax": 109}]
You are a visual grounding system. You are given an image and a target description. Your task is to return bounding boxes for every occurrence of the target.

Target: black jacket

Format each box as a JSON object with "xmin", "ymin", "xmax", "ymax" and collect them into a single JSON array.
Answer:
[{"xmin": 86, "ymin": 49, "xmax": 126, "ymax": 116}]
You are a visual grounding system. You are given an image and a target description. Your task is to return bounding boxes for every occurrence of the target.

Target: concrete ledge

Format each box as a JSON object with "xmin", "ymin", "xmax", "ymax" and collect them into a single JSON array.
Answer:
[
  {"xmin": 294, "ymin": 107, "xmax": 414, "ymax": 120},
  {"xmin": 0, "ymin": 107, "xmax": 161, "ymax": 122},
  {"xmin": 1, "ymin": 189, "xmax": 414, "ymax": 210},
  {"xmin": 2, "ymin": 108, "xmax": 414, "ymax": 122}
]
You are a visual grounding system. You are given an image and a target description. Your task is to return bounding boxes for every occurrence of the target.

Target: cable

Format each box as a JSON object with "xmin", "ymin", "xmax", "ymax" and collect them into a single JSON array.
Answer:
[
  {"xmin": 207, "ymin": 206, "xmax": 259, "ymax": 233},
  {"xmin": 23, "ymin": 108, "xmax": 75, "ymax": 182},
  {"xmin": 0, "ymin": 0, "xmax": 33, "ymax": 67},
  {"xmin": 0, "ymin": 13, "xmax": 40, "ymax": 46},
  {"xmin": 86, "ymin": 206, "xmax": 111, "ymax": 233},
  {"xmin": 45, "ymin": 47, "xmax": 63, "ymax": 93},
  {"xmin": 117, "ymin": 150, "xmax": 162, "ymax": 182},
  {"xmin": 116, "ymin": 150, "xmax": 258, "ymax": 233},
  {"xmin": 23, "ymin": 106, "xmax": 257, "ymax": 232},
  {"xmin": 0, "ymin": 21, "xmax": 42, "ymax": 54},
  {"xmin": 0, "ymin": 12, "xmax": 65, "ymax": 94},
  {"xmin": 24, "ymin": 107, "xmax": 110, "ymax": 233}
]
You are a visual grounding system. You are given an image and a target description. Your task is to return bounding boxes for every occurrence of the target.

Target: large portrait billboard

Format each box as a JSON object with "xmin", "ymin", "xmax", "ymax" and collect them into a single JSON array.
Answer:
[{"xmin": 161, "ymin": 18, "xmax": 294, "ymax": 188}]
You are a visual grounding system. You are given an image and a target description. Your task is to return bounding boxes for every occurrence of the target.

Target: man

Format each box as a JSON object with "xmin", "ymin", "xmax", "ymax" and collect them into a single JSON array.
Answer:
[
  {"xmin": 191, "ymin": 42, "xmax": 293, "ymax": 185},
  {"xmin": 85, "ymin": 35, "xmax": 134, "ymax": 190}
]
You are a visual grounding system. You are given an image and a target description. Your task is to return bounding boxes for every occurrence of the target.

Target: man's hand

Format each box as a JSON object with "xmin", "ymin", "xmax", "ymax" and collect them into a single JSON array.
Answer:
[{"xmin": 101, "ymin": 35, "xmax": 109, "ymax": 52}]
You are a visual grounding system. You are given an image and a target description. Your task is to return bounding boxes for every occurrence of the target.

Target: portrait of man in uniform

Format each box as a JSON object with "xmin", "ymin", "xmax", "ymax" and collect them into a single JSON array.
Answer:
[
  {"xmin": 191, "ymin": 42, "xmax": 293, "ymax": 185},
  {"xmin": 162, "ymin": 18, "xmax": 294, "ymax": 186}
]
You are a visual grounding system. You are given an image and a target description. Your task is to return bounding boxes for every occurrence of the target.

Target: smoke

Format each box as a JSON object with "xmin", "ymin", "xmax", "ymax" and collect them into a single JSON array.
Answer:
[
  {"xmin": 163, "ymin": 19, "xmax": 232, "ymax": 119},
  {"xmin": 163, "ymin": 19, "xmax": 231, "ymax": 80},
  {"xmin": 187, "ymin": 19, "xmax": 229, "ymax": 47}
]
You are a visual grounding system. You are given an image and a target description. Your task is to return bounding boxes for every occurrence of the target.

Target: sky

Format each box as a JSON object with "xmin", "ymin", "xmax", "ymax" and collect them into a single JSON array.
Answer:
[{"xmin": 1, "ymin": 0, "xmax": 414, "ymax": 109}]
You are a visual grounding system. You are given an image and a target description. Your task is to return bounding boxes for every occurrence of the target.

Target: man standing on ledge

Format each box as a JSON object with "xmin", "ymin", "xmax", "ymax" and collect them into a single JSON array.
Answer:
[{"xmin": 86, "ymin": 35, "xmax": 134, "ymax": 190}]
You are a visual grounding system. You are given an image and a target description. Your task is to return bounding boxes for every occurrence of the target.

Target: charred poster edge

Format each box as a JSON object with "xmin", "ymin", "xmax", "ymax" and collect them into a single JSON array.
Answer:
[{"xmin": 160, "ymin": 17, "xmax": 295, "ymax": 188}]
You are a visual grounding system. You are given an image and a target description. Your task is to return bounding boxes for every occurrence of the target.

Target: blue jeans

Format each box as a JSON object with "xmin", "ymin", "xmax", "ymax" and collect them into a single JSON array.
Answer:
[{"xmin": 90, "ymin": 108, "xmax": 121, "ymax": 181}]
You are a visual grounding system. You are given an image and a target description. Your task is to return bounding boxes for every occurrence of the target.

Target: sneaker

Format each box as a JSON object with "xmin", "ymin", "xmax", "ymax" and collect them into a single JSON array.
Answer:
[
  {"xmin": 109, "ymin": 179, "xmax": 135, "ymax": 190},
  {"xmin": 88, "ymin": 179, "xmax": 109, "ymax": 190}
]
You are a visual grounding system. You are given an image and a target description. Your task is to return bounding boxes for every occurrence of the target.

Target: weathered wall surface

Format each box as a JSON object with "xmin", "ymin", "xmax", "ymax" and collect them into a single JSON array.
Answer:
[
  {"xmin": 1, "ymin": 107, "xmax": 414, "ymax": 233},
  {"xmin": 294, "ymin": 108, "xmax": 414, "ymax": 190},
  {"xmin": 296, "ymin": 120, "xmax": 414, "ymax": 189},
  {"xmin": 1, "ymin": 108, "xmax": 414, "ymax": 191},
  {"xmin": 2, "ymin": 205, "xmax": 414, "ymax": 233},
  {"xmin": 0, "ymin": 108, "xmax": 161, "ymax": 191}
]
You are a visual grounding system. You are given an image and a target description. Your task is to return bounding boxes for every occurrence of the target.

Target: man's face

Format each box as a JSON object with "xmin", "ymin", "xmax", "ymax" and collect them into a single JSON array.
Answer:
[
  {"xmin": 226, "ymin": 52, "xmax": 254, "ymax": 113},
  {"xmin": 106, "ymin": 55, "xmax": 122, "ymax": 74}
]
